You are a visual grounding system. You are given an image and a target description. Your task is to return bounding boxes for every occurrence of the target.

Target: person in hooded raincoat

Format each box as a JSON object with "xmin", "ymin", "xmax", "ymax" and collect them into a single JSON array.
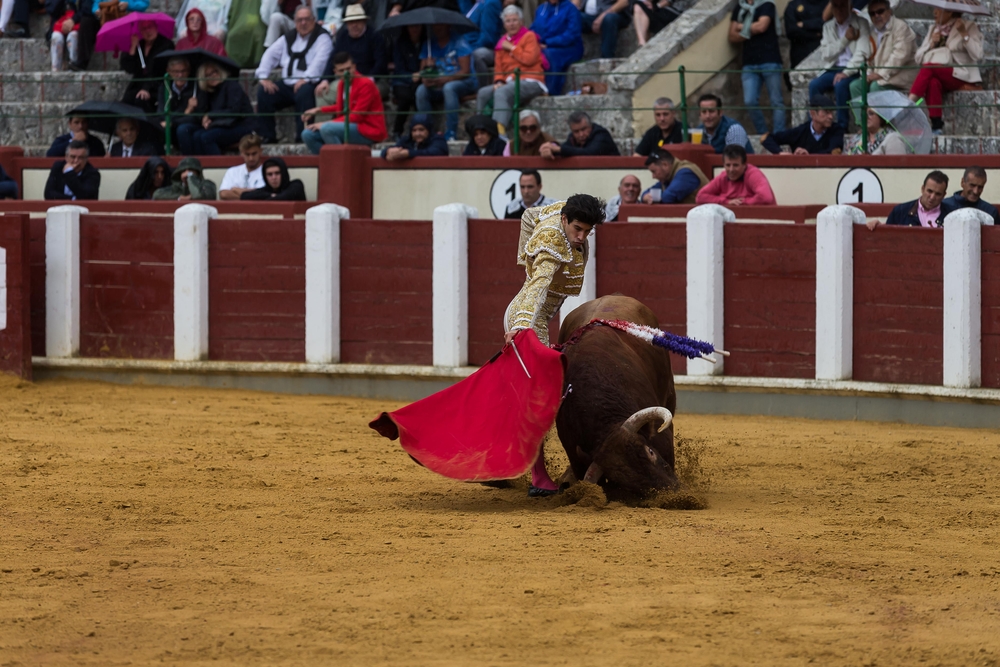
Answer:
[
  {"xmin": 239, "ymin": 157, "xmax": 306, "ymax": 200},
  {"xmin": 126, "ymin": 156, "xmax": 174, "ymax": 199},
  {"xmin": 462, "ymin": 114, "xmax": 508, "ymax": 156}
]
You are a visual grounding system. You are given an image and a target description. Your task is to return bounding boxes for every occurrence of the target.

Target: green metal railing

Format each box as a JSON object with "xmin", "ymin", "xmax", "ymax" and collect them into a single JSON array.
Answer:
[{"xmin": 11, "ymin": 61, "xmax": 998, "ymax": 155}]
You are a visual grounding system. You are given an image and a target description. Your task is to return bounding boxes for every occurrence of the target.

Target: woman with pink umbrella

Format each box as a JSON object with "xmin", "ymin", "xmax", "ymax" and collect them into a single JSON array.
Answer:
[
  {"xmin": 70, "ymin": 0, "xmax": 151, "ymax": 71},
  {"xmin": 119, "ymin": 18, "xmax": 176, "ymax": 112}
]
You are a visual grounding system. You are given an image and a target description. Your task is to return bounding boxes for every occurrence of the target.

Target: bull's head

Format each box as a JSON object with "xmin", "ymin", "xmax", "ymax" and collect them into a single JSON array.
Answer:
[{"xmin": 582, "ymin": 407, "xmax": 679, "ymax": 498}]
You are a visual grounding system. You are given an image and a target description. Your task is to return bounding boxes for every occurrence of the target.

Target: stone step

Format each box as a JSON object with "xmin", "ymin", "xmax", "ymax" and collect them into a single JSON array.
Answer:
[
  {"xmin": 0, "ymin": 101, "xmax": 80, "ymax": 146},
  {"xmin": 943, "ymin": 90, "xmax": 1000, "ymax": 136},
  {"xmin": 0, "ymin": 71, "xmax": 129, "ymax": 103},
  {"xmin": 0, "ymin": 38, "xmax": 122, "ymax": 73}
]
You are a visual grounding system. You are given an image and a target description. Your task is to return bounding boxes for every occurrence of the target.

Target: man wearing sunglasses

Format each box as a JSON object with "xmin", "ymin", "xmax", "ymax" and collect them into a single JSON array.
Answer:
[
  {"xmin": 503, "ymin": 110, "xmax": 557, "ymax": 156},
  {"xmin": 848, "ymin": 0, "xmax": 917, "ymax": 103}
]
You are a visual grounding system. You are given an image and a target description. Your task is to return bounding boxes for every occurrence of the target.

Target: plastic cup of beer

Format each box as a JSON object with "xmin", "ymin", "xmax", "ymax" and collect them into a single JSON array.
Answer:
[{"xmin": 689, "ymin": 128, "xmax": 704, "ymax": 144}]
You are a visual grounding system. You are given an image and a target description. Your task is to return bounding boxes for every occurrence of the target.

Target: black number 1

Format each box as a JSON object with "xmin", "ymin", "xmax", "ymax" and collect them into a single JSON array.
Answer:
[
  {"xmin": 852, "ymin": 182, "xmax": 864, "ymax": 202},
  {"xmin": 506, "ymin": 182, "xmax": 516, "ymax": 201}
]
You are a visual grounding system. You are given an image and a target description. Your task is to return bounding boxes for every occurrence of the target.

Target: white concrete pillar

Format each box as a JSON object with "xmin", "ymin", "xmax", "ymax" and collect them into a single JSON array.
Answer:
[
  {"xmin": 305, "ymin": 204, "xmax": 349, "ymax": 364},
  {"xmin": 815, "ymin": 205, "xmax": 864, "ymax": 381},
  {"xmin": 686, "ymin": 204, "xmax": 732, "ymax": 376},
  {"xmin": 560, "ymin": 227, "xmax": 598, "ymax": 326},
  {"xmin": 173, "ymin": 204, "xmax": 216, "ymax": 361},
  {"xmin": 45, "ymin": 205, "xmax": 87, "ymax": 357},
  {"xmin": 942, "ymin": 208, "xmax": 993, "ymax": 388},
  {"xmin": 432, "ymin": 203, "xmax": 477, "ymax": 367},
  {"xmin": 0, "ymin": 246, "xmax": 6, "ymax": 332}
]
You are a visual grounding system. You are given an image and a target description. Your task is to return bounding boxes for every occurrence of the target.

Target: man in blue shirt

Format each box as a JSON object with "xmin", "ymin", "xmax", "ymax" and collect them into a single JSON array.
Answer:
[
  {"xmin": 415, "ymin": 24, "xmax": 478, "ymax": 140},
  {"xmin": 466, "ymin": 0, "xmax": 504, "ymax": 86},
  {"xmin": 640, "ymin": 149, "xmax": 709, "ymax": 204},
  {"xmin": 696, "ymin": 94, "xmax": 754, "ymax": 155},
  {"xmin": 943, "ymin": 167, "xmax": 999, "ymax": 226}
]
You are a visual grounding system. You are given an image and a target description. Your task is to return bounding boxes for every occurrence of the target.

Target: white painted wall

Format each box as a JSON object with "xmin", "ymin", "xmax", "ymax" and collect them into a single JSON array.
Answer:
[
  {"xmin": 45, "ymin": 205, "xmax": 87, "ymax": 357},
  {"xmin": 432, "ymin": 204, "xmax": 477, "ymax": 367},
  {"xmin": 305, "ymin": 204, "xmax": 350, "ymax": 364},
  {"xmin": 173, "ymin": 204, "xmax": 216, "ymax": 361},
  {"xmin": 685, "ymin": 204, "xmax": 732, "ymax": 376},
  {"xmin": 815, "ymin": 205, "xmax": 864, "ymax": 381},
  {"xmin": 942, "ymin": 208, "xmax": 993, "ymax": 388}
]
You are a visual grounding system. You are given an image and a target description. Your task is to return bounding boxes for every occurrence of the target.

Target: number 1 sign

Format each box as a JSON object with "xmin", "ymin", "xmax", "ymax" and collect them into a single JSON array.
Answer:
[
  {"xmin": 490, "ymin": 169, "xmax": 524, "ymax": 219},
  {"xmin": 836, "ymin": 168, "xmax": 884, "ymax": 204}
]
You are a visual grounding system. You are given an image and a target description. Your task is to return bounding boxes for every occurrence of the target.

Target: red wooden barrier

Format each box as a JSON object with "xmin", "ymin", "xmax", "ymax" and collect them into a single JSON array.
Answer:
[
  {"xmin": 0, "ymin": 214, "xmax": 32, "ymax": 379},
  {"xmin": 340, "ymin": 220, "xmax": 432, "ymax": 365},
  {"xmin": 853, "ymin": 225, "xmax": 943, "ymax": 385},
  {"xmin": 982, "ymin": 226, "xmax": 1000, "ymax": 389},
  {"xmin": 467, "ymin": 218, "xmax": 523, "ymax": 365},
  {"xmin": 618, "ymin": 204, "xmax": 825, "ymax": 224},
  {"xmin": 29, "ymin": 217, "xmax": 45, "ymax": 357},
  {"xmin": 596, "ymin": 222, "xmax": 688, "ymax": 375},
  {"xmin": 208, "ymin": 219, "xmax": 305, "ymax": 362},
  {"xmin": 724, "ymin": 224, "xmax": 816, "ymax": 378},
  {"xmin": 0, "ymin": 200, "xmax": 312, "ymax": 217},
  {"xmin": 79, "ymin": 215, "xmax": 173, "ymax": 358}
]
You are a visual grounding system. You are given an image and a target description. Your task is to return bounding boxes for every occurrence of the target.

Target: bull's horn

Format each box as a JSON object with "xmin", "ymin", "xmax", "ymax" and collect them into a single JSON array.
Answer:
[
  {"xmin": 621, "ymin": 407, "xmax": 673, "ymax": 434},
  {"xmin": 583, "ymin": 462, "xmax": 604, "ymax": 483}
]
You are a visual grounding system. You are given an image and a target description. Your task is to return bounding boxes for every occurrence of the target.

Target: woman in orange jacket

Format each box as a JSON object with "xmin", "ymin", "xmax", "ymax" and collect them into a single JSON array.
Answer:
[{"xmin": 474, "ymin": 5, "xmax": 548, "ymax": 136}]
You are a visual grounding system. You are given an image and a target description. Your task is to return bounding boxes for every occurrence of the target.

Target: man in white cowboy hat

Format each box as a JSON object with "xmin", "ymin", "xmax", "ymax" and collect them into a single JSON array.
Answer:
[{"xmin": 314, "ymin": 4, "xmax": 389, "ymax": 108}]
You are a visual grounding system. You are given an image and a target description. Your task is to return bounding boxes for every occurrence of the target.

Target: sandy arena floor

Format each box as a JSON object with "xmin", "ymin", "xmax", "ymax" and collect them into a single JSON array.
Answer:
[{"xmin": 1, "ymin": 376, "xmax": 1000, "ymax": 666}]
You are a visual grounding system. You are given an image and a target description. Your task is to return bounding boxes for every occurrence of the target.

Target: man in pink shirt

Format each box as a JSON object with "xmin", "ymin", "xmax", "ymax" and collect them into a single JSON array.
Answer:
[
  {"xmin": 868, "ymin": 171, "xmax": 952, "ymax": 230},
  {"xmin": 696, "ymin": 144, "xmax": 776, "ymax": 206}
]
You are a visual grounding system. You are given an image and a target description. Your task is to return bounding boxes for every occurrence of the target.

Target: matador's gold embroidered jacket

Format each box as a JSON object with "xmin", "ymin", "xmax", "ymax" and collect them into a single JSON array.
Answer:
[{"xmin": 503, "ymin": 201, "xmax": 589, "ymax": 345}]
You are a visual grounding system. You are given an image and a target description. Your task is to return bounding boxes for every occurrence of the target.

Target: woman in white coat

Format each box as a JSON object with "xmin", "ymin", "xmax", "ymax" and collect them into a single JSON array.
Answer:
[{"xmin": 908, "ymin": 7, "xmax": 984, "ymax": 133}]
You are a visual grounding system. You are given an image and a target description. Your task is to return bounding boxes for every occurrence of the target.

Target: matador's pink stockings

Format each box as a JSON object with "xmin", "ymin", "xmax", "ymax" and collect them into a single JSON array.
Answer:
[{"xmin": 530, "ymin": 445, "xmax": 559, "ymax": 490}]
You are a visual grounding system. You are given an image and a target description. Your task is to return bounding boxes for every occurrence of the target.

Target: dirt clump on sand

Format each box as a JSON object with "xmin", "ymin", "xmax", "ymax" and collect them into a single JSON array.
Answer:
[
  {"xmin": 638, "ymin": 489, "xmax": 708, "ymax": 510},
  {"xmin": 557, "ymin": 481, "xmax": 608, "ymax": 508},
  {"xmin": 2, "ymin": 378, "xmax": 1000, "ymax": 666}
]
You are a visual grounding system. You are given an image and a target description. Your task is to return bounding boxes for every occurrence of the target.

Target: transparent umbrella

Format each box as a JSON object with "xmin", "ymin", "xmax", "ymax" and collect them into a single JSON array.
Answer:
[{"xmin": 852, "ymin": 89, "xmax": 933, "ymax": 154}]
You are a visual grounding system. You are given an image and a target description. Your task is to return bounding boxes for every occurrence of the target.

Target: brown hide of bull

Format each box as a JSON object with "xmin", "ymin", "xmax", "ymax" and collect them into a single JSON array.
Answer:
[{"xmin": 555, "ymin": 296, "xmax": 679, "ymax": 501}]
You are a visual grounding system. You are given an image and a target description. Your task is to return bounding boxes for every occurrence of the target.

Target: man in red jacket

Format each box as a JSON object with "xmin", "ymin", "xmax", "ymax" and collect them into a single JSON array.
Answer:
[
  {"xmin": 695, "ymin": 144, "xmax": 776, "ymax": 207},
  {"xmin": 300, "ymin": 52, "xmax": 388, "ymax": 154}
]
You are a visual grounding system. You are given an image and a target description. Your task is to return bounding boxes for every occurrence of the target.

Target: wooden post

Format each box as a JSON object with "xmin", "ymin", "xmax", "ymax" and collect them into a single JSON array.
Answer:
[
  {"xmin": 686, "ymin": 204, "xmax": 732, "ymax": 376},
  {"xmin": 305, "ymin": 203, "xmax": 350, "ymax": 364}
]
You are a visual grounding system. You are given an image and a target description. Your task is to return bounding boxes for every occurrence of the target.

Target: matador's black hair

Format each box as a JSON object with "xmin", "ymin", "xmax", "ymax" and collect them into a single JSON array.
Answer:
[{"xmin": 563, "ymin": 193, "xmax": 606, "ymax": 227}]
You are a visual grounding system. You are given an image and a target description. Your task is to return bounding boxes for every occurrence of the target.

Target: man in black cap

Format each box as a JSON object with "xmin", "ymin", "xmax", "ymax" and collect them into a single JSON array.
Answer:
[{"xmin": 761, "ymin": 94, "xmax": 845, "ymax": 155}]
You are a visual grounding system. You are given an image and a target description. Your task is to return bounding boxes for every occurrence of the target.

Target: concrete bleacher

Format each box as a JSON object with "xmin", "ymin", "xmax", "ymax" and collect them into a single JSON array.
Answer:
[{"xmin": 2, "ymin": 0, "xmax": 997, "ymax": 159}]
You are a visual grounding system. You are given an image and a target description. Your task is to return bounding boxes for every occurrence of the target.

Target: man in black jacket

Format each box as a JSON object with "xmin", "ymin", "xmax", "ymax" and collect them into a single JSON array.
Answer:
[
  {"xmin": 44, "ymin": 140, "xmax": 101, "ymax": 201},
  {"xmin": 540, "ymin": 111, "xmax": 620, "ymax": 159},
  {"xmin": 762, "ymin": 94, "xmax": 844, "ymax": 155},
  {"xmin": 108, "ymin": 118, "xmax": 160, "ymax": 157},
  {"xmin": 942, "ymin": 166, "xmax": 999, "ymax": 225},
  {"xmin": 633, "ymin": 97, "xmax": 684, "ymax": 156},
  {"xmin": 46, "ymin": 116, "xmax": 106, "ymax": 158},
  {"xmin": 868, "ymin": 171, "xmax": 952, "ymax": 230}
]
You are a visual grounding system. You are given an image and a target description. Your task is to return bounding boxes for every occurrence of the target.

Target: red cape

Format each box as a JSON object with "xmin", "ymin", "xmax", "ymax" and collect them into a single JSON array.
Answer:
[{"xmin": 369, "ymin": 330, "xmax": 565, "ymax": 481}]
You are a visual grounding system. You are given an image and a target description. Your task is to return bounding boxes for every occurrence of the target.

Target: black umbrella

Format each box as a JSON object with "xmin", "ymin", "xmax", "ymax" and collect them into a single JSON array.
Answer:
[
  {"xmin": 378, "ymin": 7, "xmax": 477, "ymax": 35},
  {"xmin": 65, "ymin": 101, "xmax": 165, "ymax": 153},
  {"xmin": 152, "ymin": 48, "xmax": 241, "ymax": 78},
  {"xmin": 65, "ymin": 101, "xmax": 157, "ymax": 136}
]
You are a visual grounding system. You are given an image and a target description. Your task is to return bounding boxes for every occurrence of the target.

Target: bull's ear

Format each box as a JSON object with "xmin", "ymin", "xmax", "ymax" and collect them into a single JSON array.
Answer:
[{"xmin": 583, "ymin": 462, "xmax": 603, "ymax": 483}]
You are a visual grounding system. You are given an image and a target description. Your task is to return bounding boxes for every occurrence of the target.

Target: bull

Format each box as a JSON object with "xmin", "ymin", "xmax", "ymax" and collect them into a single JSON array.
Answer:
[{"xmin": 555, "ymin": 295, "xmax": 679, "ymax": 500}]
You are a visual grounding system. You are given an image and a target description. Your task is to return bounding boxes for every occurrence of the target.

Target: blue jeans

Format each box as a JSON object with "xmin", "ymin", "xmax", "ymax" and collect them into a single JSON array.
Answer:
[
  {"xmin": 301, "ymin": 121, "xmax": 374, "ymax": 154},
  {"xmin": 580, "ymin": 11, "xmax": 626, "ymax": 59},
  {"xmin": 809, "ymin": 67, "xmax": 858, "ymax": 128},
  {"xmin": 177, "ymin": 123, "xmax": 254, "ymax": 156},
  {"xmin": 741, "ymin": 63, "xmax": 786, "ymax": 134},
  {"xmin": 416, "ymin": 78, "xmax": 478, "ymax": 139}
]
